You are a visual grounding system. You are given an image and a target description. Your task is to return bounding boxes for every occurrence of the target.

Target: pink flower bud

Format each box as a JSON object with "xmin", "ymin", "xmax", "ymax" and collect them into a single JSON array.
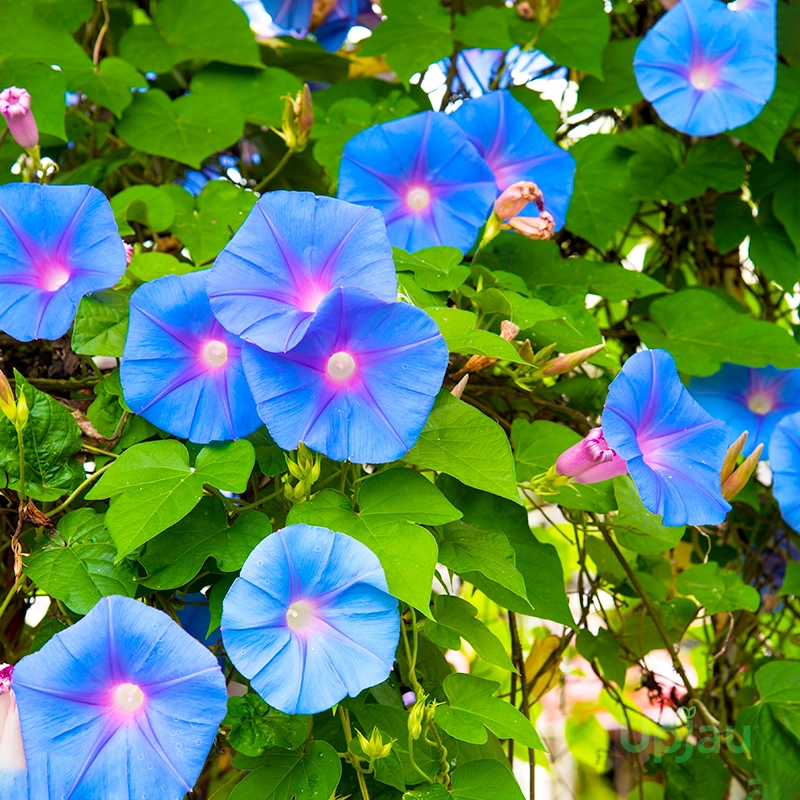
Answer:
[
  {"xmin": 542, "ymin": 343, "xmax": 606, "ymax": 377},
  {"xmin": 123, "ymin": 242, "xmax": 134, "ymax": 266},
  {"xmin": 0, "ymin": 370, "xmax": 15, "ymax": 423},
  {"xmin": 494, "ymin": 181, "xmax": 544, "ymax": 221},
  {"xmin": 298, "ymin": 84, "xmax": 314, "ymax": 137},
  {"xmin": 0, "ymin": 665, "xmax": 26, "ymax": 771},
  {"xmin": 506, "ymin": 211, "xmax": 555, "ymax": 241},
  {"xmin": 517, "ymin": 1, "xmax": 535, "ymax": 19},
  {"xmin": 0, "ymin": 87, "xmax": 38, "ymax": 150},
  {"xmin": 500, "ymin": 320, "xmax": 520, "ymax": 342},
  {"xmin": 556, "ymin": 428, "xmax": 628, "ymax": 484}
]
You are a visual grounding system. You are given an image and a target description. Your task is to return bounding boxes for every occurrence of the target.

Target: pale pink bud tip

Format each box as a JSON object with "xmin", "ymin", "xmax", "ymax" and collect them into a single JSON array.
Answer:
[
  {"xmin": 123, "ymin": 242, "xmax": 134, "ymax": 265},
  {"xmin": 556, "ymin": 428, "xmax": 628, "ymax": 484},
  {"xmin": 517, "ymin": 1, "xmax": 534, "ymax": 19},
  {"xmin": 507, "ymin": 211, "xmax": 555, "ymax": 241},
  {"xmin": 0, "ymin": 86, "xmax": 38, "ymax": 149},
  {"xmin": 0, "ymin": 665, "xmax": 25, "ymax": 772},
  {"xmin": 494, "ymin": 181, "xmax": 544, "ymax": 221},
  {"xmin": 0, "ymin": 664, "xmax": 12, "ymax": 694},
  {"xmin": 542, "ymin": 342, "xmax": 606, "ymax": 376}
]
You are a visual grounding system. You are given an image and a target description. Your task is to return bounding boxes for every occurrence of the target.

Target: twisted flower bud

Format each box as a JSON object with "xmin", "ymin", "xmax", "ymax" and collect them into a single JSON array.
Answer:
[
  {"xmin": 555, "ymin": 427, "xmax": 628, "ymax": 484},
  {"xmin": 506, "ymin": 211, "xmax": 556, "ymax": 241},
  {"xmin": 280, "ymin": 85, "xmax": 314, "ymax": 153},
  {"xmin": 0, "ymin": 371, "xmax": 15, "ymax": 424},
  {"xmin": 541, "ymin": 343, "xmax": 606, "ymax": 377},
  {"xmin": 494, "ymin": 181, "xmax": 545, "ymax": 221},
  {"xmin": 0, "ymin": 87, "xmax": 38, "ymax": 150}
]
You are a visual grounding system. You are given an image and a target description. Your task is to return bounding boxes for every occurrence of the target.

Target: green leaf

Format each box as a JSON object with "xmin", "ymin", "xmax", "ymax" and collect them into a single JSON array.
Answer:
[
  {"xmin": 404, "ymin": 760, "xmax": 525, "ymax": 800},
  {"xmin": 575, "ymin": 628, "xmax": 626, "ymax": 686},
  {"xmin": 426, "ymin": 595, "xmax": 515, "ymax": 672},
  {"xmin": 0, "ymin": 60, "xmax": 66, "ymax": 140},
  {"xmin": 438, "ymin": 475, "xmax": 574, "ymax": 625},
  {"xmin": 403, "ymin": 391, "xmax": 520, "ymax": 504},
  {"xmin": 393, "ymin": 247, "xmax": 469, "ymax": 292},
  {"xmin": 140, "ymin": 498, "xmax": 270, "ymax": 590},
  {"xmin": 737, "ymin": 661, "xmax": 800, "ymax": 800},
  {"xmin": 289, "ymin": 467, "xmax": 460, "ymax": 615},
  {"xmin": 0, "ymin": 373, "xmax": 84, "ymax": 501},
  {"xmin": 512, "ymin": 419, "xmax": 616, "ymax": 513},
  {"xmin": 748, "ymin": 197, "xmax": 800, "ymax": 290},
  {"xmin": 116, "ymin": 89, "xmax": 243, "ymax": 169},
  {"xmin": 71, "ymin": 290, "xmax": 130, "ymax": 358},
  {"xmin": 314, "ymin": 93, "xmax": 419, "ymax": 180},
  {"xmin": 730, "ymin": 62, "xmax": 800, "ymax": 160},
  {"xmin": 127, "ymin": 252, "xmax": 194, "ymax": 282},
  {"xmin": 119, "ymin": 0, "xmax": 261, "ymax": 73},
  {"xmin": 774, "ymin": 156, "xmax": 800, "ymax": 253},
  {"xmin": 359, "ymin": 0, "xmax": 453, "ymax": 84},
  {"xmin": 194, "ymin": 439, "xmax": 256, "ymax": 493},
  {"xmin": 713, "ymin": 196, "xmax": 753, "ymax": 253},
  {"xmin": 676, "ymin": 562, "xmax": 760, "ymax": 613},
  {"xmin": 224, "ymin": 694, "xmax": 309, "ymax": 758},
  {"xmin": 191, "ymin": 65, "xmax": 302, "ymax": 128},
  {"xmin": 24, "ymin": 508, "xmax": 137, "ymax": 615},
  {"xmin": 230, "ymin": 741, "xmax": 342, "ymax": 800},
  {"xmin": 170, "ymin": 181, "xmax": 258, "ymax": 265},
  {"xmin": 435, "ymin": 673, "xmax": 545, "ymax": 750},
  {"xmin": 64, "ymin": 58, "xmax": 146, "ymax": 117},
  {"xmin": 87, "ymin": 370, "xmax": 124, "ymax": 438},
  {"xmin": 565, "ymin": 714, "xmax": 610, "ymax": 770},
  {"xmin": 566, "ymin": 134, "xmax": 637, "ymax": 249},
  {"xmin": 634, "ymin": 289, "xmax": 800, "ymax": 375},
  {"xmin": 537, "ymin": 0, "xmax": 610, "ymax": 77},
  {"xmin": 436, "ymin": 520, "xmax": 528, "ymax": 602},
  {"xmin": 618, "ymin": 597, "xmax": 698, "ymax": 658},
  {"xmin": 86, "ymin": 440, "xmax": 206, "ymax": 556},
  {"xmin": 453, "ymin": 6, "xmax": 513, "ymax": 49},
  {"xmin": 780, "ymin": 561, "xmax": 800, "ymax": 597},
  {"xmin": 111, "ymin": 185, "xmax": 175, "ymax": 235},
  {"xmin": 575, "ymin": 38, "xmax": 642, "ymax": 112},
  {"xmin": 624, "ymin": 129, "xmax": 745, "ymax": 203},
  {"xmin": 613, "ymin": 475, "xmax": 685, "ymax": 553},
  {"xmin": 426, "ymin": 308, "xmax": 526, "ymax": 363},
  {"xmin": 32, "ymin": 0, "xmax": 93, "ymax": 31},
  {"xmin": 658, "ymin": 748, "xmax": 731, "ymax": 800}
]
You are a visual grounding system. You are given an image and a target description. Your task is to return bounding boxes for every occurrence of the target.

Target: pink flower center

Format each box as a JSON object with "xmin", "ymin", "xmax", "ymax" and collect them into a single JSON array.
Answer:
[
  {"xmin": 286, "ymin": 600, "xmax": 315, "ymax": 631},
  {"xmin": 112, "ymin": 683, "xmax": 145, "ymax": 715},
  {"xmin": 201, "ymin": 340, "xmax": 228, "ymax": 369},
  {"xmin": 747, "ymin": 390, "xmax": 774, "ymax": 415},
  {"xmin": 406, "ymin": 187, "xmax": 431, "ymax": 212},
  {"xmin": 296, "ymin": 280, "xmax": 331, "ymax": 313},
  {"xmin": 585, "ymin": 429, "xmax": 616, "ymax": 463},
  {"xmin": 39, "ymin": 264, "xmax": 70, "ymax": 292},
  {"xmin": 326, "ymin": 351, "xmax": 357, "ymax": 382},
  {"xmin": 689, "ymin": 64, "xmax": 718, "ymax": 91}
]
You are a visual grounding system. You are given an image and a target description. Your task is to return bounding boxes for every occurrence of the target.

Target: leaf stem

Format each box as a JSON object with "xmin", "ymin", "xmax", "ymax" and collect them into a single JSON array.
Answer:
[
  {"xmin": 16, "ymin": 426, "xmax": 25, "ymax": 504},
  {"xmin": 254, "ymin": 149, "xmax": 293, "ymax": 193},
  {"xmin": 48, "ymin": 461, "xmax": 114, "ymax": 517},
  {"xmin": 338, "ymin": 706, "xmax": 370, "ymax": 800}
]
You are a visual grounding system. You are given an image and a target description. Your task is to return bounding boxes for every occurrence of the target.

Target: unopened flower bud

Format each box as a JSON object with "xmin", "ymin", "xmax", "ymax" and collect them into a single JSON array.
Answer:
[
  {"xmin": 555, "ymin": 428, "xmax": 628, "ymax": 485},
  {"xmin": 124, "ymin": 242, "xmax": 134, "ymax": 266},
  {"xmin": 494, "ymin": 181, "xmax": 544, "ymax": 221},
  {"xmin": 0, "ymin": 371, "xmax": 15, "ymax": 423},
  {"xmin": 722, "ymin": 443, "xmax": 763, "ymax": 500},
  {"xmin": 517, "ymin": 1, "xmax": 534, "ymax": 19},
  {"xmin": 15, "ymin": 388, "xmax": 28, "ymax": 432},
  {"xmin": 541, "ymin": 343, "xmax": 606, "ymax": 377},
  {"xmin": 506, "ymin": 211, "xmax": 556, "ymax": 241},
  {"xmin": 451, "ymin": 374, "xmax": 469, "ymax": 399},
  {"xmin": 356, "ymin": 726, "xmax": 395, "ymax": 762},
  {"xmin": 298, "ymin": 84, "xmax": 313, "ymax": 137},
  {"xmin": 500, "ymin": 319, "xmax": 520, "ymax": 342},
  {"xmin": 280, "ymin": 86, "xmax": 314, "ymax": 152},
  {"xmin": 0, "ymin": 86, "xmax": 38, "ymax": 150},
  {"xmin": 720, "ymin": 431, "xmax": 748, "ymax": 484},
  {"xmin": 0, "ymin": 665, "xmax": 26, "ymax": 771},
  {"xmin": 408, "ymin": 695, "xmax": 426, "ymax": 740}
]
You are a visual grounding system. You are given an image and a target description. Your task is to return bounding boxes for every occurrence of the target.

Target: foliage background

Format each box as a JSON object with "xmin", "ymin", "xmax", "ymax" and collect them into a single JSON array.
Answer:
[{"xmin": 2, "ymin": 0, "xmax": 800, "ymax": 798}]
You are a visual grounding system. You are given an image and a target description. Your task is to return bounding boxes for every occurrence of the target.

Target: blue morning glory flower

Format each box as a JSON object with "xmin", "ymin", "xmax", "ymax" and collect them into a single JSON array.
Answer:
[
  {"xmin": 433, "ymin": 46, "xmax": 565, "ymax": 100},
  {"xmin": 689, "ymin": 365, "xmax": 800, "ymax": 458},
  {"xmin": 121, "ymin": 271, "xmax": 262, "ymax": 444},
  {"xmin": 206, "ymin": 192, "xmax": 397, "ymax": 353},
  {"xmin": 242, "ymin": 287, "xmax": 448, "ymax": 464},
  {"xmin": 0, "ymin": 183, "xmax": 126, "ymax": 342},
  {"xmin": 451, "ymin": 90, "xmax": 575, "ymax": 231},
  {"xmin": 12, "ymin": 595, "xmax": 227, "ymax": 800},
  {"xmin": 338, "ymin": 111, "xmax": 497, "ymax": 252},
  {"xmin": 258, "ymin": 0, "xmax": 379, "ymax": 51},
  {"xmin": 633, "ymin": 0, "xmax": 776, "ymax": 136},
  {"xmin": 221, "ymin": 523, "xmax": 400, "ymax": 715},
  {"xmin": 602, "ymin": 349, "xmax": 731, "ymax": 527},
  {"xmin": 769, "ymin": 412, "xmax": 800, "ymax": 533}
]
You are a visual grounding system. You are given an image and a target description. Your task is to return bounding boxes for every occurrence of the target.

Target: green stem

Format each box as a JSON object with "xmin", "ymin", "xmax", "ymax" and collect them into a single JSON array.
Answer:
[
  {"xmin": 48, "ymin": 461, "xmax": 114, "ymax": 517},
  {"xmin": 400, "ymin": 610, "xmax": 423, "ymax": 697},
  {"xmin": 16, "ymin": 426, "xmax": 25, "ymax": 504},
  {"xmin": 338, "ymin": 707, "xmax": 370, "ymax": 800},
  {"xmin": 407, "ymin": 729, "xmax": 433, "ymax": 783},
  {"xmin": 254, "ymin": 149, "xmax": 293, "ymax": 193},
  {"xmin": 0, "ymin": 576, "xmax": 21, "ymax": 620}
]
